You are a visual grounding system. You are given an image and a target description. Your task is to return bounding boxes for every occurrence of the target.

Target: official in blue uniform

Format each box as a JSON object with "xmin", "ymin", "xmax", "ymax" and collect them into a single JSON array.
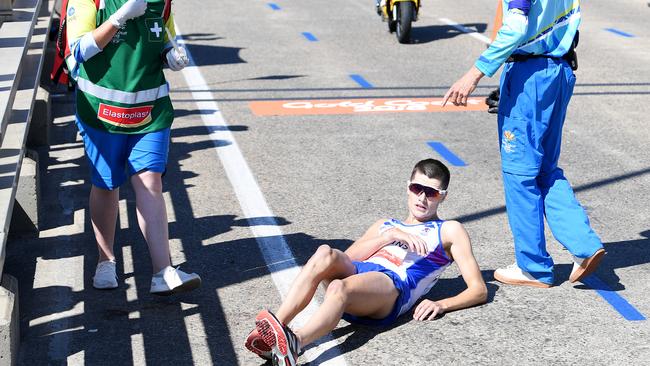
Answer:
[{"xmin": 443, "ymin": 0, "xmax": 604, "ymax": 287}]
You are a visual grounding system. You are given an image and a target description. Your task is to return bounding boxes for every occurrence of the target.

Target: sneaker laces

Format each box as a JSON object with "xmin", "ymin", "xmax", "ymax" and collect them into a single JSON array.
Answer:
[{"xmin": 153, "ymin": 266, "xmax": 179, "ymax": 277}]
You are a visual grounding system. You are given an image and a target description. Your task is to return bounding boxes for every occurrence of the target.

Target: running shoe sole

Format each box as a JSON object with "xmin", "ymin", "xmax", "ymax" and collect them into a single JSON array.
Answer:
[
  {"xmin": 93, "ymin": 282, "xmax": 118, "ymax": 290},
  {"xmin": 151, "ymin": 277, "xmax": 201, "ymax": 296},
  {"xmin": 569, "ymin": 248, "xmax": 605, "ymax": 283},
  {"xmin": 255, "ymin": 310, "xmax": 296, "ymax": 366},
  {"xmin": 245, "ymin": 329, "xmax": 272, "ymax": 360},
  {"xmin": 494, "ymin": 271, "xmax": 552, "ymax": 288}
]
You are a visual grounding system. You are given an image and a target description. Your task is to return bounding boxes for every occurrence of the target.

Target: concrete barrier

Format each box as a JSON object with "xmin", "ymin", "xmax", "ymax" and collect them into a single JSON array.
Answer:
[
  {"xmin": 9, "ymin": 151, "xmax": 39, "ymax": 234},
  {"xmin": 0, "ymin": 274, "xmax": 18, "ymax": 366},
  {"xmin": 0, "ymin": 0, "xmax": 49, "ymax": 274},
  {"xmin": 0, "ymin": 0, "xmax": 11, "ymax": 18},
  {"xmin": 27, "ymin": 86, "xmax": 51, "ymax": 148},
  {"xmin": 0, "ymin": 0, "xmax": 54, "ymax": 363}
]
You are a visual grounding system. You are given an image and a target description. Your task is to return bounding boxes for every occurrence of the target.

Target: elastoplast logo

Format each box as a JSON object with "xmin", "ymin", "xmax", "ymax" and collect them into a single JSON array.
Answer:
[{"xmin": 97, "ymin": 103, "xmax": 153, "ymax": 128}]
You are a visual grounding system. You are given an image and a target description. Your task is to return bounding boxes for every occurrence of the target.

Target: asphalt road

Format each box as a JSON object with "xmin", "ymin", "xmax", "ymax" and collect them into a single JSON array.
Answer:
[{"xmin": 6, "ymin": 0, "xmax": 650, "ymax": 365}]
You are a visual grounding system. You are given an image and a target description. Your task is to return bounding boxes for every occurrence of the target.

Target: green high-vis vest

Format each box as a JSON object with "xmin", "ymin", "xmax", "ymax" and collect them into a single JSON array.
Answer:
[{"xmin": 76, "ymin": 0, "xmax": 173, "ymax": 134}]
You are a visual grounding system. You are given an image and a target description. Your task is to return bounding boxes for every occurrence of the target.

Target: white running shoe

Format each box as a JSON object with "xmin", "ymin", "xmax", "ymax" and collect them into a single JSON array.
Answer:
[
  {"xmin": 150, "ymin": 266, "xmax": 201, "ymax": 295},
  {"xmin": 93, "ymin": 260, "xmax": 118, "ymax": 289},
  {"xmin": 569, "ymin": 248, "xmax": 605, "ymax": 283},
  {"xmin": 494, "ymin": 263, "xmax": 552, "ymax": 288}
]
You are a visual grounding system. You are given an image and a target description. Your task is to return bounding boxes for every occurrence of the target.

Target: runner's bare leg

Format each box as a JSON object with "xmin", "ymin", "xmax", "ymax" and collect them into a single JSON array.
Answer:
[
  {"xmin": 296, "ymin": 272, "xmax": 399, "ymax": 346},
  {"xmin": 275, "ymin": 245, "xmax": 356, "ymax": 324}
]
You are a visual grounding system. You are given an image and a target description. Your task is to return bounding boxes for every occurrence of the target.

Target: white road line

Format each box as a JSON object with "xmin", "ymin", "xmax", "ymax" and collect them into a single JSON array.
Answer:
[
  {"xmin": 438, "ymin": 17, "xmax": 492, "ymax": 45},
  {"xmin": 131, "ymin": 333, "xmax": 146, "ymax": 365},
  {"xmin": 174, "ymin": 24, "xmax": 349, "ymax": 366},
  {"xmin": 119, "ymin": 198, "xmax": 129, "ymax": 230}
]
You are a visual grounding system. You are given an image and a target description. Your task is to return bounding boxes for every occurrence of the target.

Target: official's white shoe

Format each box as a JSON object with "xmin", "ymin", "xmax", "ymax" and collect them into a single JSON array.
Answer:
[
  {"xmin": 569, "ymin": 249, "xmax": 605, "ymax": 283},
  {"xmin": 93, "ymin": 260, "xmax": 118, "ymax": 290},
  {"xmin": 150, "ymin": 266, "xmax": 201, "ymax": 295},
  {"xmin": 494, "ymin": 263, "xmax": 552, "ymax": 288}
]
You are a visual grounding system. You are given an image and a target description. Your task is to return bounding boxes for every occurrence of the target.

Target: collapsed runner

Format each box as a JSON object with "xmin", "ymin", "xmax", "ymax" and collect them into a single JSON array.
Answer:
[{"xmin": 245, "ymin": 159, "xmax": 488, "ymax": 366}]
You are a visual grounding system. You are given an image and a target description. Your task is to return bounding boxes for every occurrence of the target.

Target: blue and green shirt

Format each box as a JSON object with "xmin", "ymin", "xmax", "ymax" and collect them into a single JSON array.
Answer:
[{"xmin": 476, "ymin": 0, "xmax": 581, "ymax": 77}]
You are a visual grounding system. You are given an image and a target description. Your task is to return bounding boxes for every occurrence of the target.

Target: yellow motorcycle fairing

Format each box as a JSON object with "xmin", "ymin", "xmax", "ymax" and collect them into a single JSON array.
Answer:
[{"xmin": 382, "ymin": 0, "xmax": 420, "ymax": 20}]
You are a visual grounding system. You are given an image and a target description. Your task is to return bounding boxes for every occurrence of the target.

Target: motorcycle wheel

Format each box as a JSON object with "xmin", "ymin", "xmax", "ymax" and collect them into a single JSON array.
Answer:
[{"xmin": 396, "ymin": 1, "xmax": 414, "ymax": 44}]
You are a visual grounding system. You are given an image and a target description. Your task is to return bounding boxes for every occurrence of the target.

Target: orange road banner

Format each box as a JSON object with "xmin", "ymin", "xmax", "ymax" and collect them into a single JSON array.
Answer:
[{"xmin": 249, "ymin": 97, "xmax": 488, "ymax": 116}]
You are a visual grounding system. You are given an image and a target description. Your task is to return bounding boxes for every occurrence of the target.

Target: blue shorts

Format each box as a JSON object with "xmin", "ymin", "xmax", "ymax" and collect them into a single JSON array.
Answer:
[
  {"xmin": 76, "ymin": 119, "xmax": 170, "ymax": 190},
  {"xmin": 342, "ymin": 261, "xmax": 410, "ymax": 327}
]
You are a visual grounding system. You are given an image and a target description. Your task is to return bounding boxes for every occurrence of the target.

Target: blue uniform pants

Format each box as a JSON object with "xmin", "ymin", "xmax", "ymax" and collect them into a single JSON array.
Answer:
[{"xmin": 498, "ymin": 57, "xmax": 603, "ymax": 284}]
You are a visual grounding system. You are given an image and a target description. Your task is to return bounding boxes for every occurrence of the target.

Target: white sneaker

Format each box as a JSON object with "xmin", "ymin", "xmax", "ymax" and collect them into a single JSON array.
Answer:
[
  {"xmin": 93, "ymin": 260, "xmax": 118, "ymax": 289},
  {"xmin": 569, "ymin": 249, "xmax": 605, "ymax": 283},
  {"xmin": 494, "ymin": 263, "xmax": 552, "ymax": 288},
  {"xmin": 150, "ymin": 266, "xmax": 201, "ymax": 295}
]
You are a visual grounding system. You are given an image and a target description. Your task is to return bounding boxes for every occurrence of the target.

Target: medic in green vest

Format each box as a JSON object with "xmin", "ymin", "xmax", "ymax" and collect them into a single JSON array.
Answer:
[
  {"xmin": 67, "ymin": 0, "xmax": 186, "ymax": 133},
  {"xmin": 66, "ymin": 0, "xmax": 201, "ymax": 295}
]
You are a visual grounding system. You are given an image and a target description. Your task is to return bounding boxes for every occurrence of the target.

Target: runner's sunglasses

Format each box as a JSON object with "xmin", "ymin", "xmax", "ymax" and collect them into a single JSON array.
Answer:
[{"xmin": 407, "ymin": 182, "xmax": 447, "ymax": 199}]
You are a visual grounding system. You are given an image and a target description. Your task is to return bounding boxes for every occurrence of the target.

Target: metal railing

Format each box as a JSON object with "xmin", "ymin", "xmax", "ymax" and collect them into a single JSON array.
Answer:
[{"xmin": 0, "ymin": 0, "xmax": 53, "ymax": 275}]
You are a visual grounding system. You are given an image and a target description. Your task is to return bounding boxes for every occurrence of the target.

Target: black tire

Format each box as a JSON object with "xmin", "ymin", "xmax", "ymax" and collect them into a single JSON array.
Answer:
[{"xmin": 396, "ymin": 1, "xmax": 414, "ymax": 44}]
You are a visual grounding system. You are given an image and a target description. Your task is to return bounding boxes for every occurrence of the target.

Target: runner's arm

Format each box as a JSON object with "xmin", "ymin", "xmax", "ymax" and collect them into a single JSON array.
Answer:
[
  {"xmin": 344, "ymin": 219, "xmax": 394, "ymax": 261},
  {"xmin": 441, "ymin": 221, "xmax": 487, "ymax": 310},
  {"xmin": 425, "ymin": 221, "xmax": 486, "ymax": 314}
]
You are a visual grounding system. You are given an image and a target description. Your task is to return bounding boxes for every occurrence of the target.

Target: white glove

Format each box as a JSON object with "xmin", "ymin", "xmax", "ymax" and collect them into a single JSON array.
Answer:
[
  {"xmin": 108, "ymin": 0, "xmax": 147, "ymax": 28},
  {"xmin": 166, "ymin": 47, "xmax": 189, "ymax": 71}
]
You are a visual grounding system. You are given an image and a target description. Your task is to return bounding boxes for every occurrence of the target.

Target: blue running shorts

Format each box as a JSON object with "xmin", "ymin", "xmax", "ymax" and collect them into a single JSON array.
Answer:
[
  {"xmin": 342, "ymin": 261, "xmax": 410, "ymax": 327},
  {"xmin": 76, "ymin": 119, "xmax": 170, "ymax": 190}
]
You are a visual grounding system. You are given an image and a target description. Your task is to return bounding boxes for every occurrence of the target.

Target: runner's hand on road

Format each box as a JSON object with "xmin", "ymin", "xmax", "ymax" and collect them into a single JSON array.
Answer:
[
  {"xmin": 109, "ymin": 0, "xmax": 147, "ymax": 28},
  {"xmin": 413, "ymin": 299, "xmax": 445, "ymax": 321},
  {"xmin": 382, "ymin": 228, "xmax": 429, "ymax": 257},
  {"xmin": 166, "ymin": 47, "xmax": 189, "ymax": 71}
]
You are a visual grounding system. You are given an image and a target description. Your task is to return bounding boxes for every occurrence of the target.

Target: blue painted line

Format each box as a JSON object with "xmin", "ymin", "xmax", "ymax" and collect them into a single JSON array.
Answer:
[
  {"xmin": 427, "ymin": 142, "xmax": 467, "ymax": 167},
  {"xmin": 267, "ymin": 3, "xmax": 281, "ymax": 10},
  {"xmin": 302, "ymin": 32, "xmax": 318, "ymax": 42},
  {"xmin": 605, "ymin": 28, "xmax": 634, "ymax": 38},
  {"xmin": 582, "ymin": 275, "xmax": 646, "ymax": 321},
  {"xmin": 349, "ymin": 74, "xmax": 373, "ymax": 89}
]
